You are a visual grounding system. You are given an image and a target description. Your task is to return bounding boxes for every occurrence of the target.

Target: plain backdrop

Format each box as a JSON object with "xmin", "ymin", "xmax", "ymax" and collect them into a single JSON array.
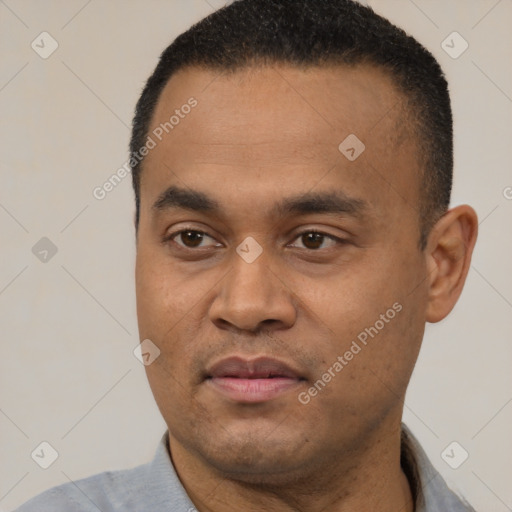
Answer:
[{"xmin": 1, "ymin": 0, "xmax": 511, "ymax": 510}]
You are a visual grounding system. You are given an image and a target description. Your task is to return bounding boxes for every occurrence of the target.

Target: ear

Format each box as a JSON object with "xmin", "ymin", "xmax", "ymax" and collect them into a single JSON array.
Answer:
[{"xmin": 424, "ymin": 205, "xmax": 478, "ymax": 323}]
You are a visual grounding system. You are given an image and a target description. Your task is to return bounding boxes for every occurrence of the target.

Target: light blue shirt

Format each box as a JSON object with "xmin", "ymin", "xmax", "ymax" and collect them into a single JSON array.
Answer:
[{"xmin": 14, "ymin": 424, "xmax": 475, "ymax": 511}]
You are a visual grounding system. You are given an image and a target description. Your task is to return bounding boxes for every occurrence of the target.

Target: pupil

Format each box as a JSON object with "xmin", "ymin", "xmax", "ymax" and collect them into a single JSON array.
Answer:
[
  {"xmin": 180, "ymin": 232, "xmax": 324, "ymax": 249},
  {"xmin": 183, "ymin": 231, "xmax": 203, "ymax": 247},
  {"xmin": 304, "ymin": 233, "xmax": 323, "ymax": 249}
]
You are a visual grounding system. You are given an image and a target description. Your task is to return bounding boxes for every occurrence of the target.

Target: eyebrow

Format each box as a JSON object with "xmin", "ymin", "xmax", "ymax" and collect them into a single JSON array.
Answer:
[{"xmin": 152, "ymin": 185, "xmax": 368, "ymax": 218}]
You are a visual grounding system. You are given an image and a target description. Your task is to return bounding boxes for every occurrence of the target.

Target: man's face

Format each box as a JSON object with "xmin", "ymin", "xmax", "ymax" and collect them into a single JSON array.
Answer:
[{"xmin": 135, "ymin": 64, "xmax": 429, "ymax": 482}]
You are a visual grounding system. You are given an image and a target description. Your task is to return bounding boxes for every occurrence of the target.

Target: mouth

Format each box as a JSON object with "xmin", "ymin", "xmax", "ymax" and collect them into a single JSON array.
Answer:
[{"xmin": 205, "ymin": 356, "xmax": 306, "ymax": 403}]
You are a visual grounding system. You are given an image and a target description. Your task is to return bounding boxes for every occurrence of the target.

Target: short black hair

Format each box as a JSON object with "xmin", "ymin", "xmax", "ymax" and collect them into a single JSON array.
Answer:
[{"xmin": 130, "ymin": 0, "xmax": 453, "ymax": 249}]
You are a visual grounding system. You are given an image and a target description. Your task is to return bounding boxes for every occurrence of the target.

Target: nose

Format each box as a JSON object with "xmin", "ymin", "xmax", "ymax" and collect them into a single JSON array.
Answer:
[{"xmin": 209, "ymin": 249, "xmax": 297, "ymax": 334}]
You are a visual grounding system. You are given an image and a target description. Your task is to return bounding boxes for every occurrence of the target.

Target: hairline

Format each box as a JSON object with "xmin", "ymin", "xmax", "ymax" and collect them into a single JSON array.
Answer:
[{"xmin": 135, "ymin": 59, "xmax": 434, "ymax": 249}]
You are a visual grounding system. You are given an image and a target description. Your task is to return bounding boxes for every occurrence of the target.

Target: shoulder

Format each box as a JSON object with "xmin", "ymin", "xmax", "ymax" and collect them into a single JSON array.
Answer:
[
  {"xmin": 401, "ymin": 424, "xmax": 477, "ymax": 512},
  {"xmin": 13, "ymin": 465, "xmax": 147, "ymax": 512}
]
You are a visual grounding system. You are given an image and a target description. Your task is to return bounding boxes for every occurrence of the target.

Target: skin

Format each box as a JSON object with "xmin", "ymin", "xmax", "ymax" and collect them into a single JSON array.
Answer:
[{"xmin": 134, "ymin": 64, "xmax": 478, "ymax": 512}]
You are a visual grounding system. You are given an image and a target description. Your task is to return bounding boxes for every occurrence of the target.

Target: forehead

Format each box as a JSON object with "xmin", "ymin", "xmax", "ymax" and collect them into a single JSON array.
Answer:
[
  {"xmin": 151, "ymin": 63, "xmax": 406, "ymax": 147},
  {"xmin": 140, "ymin": 63, "xmax": 419, "ymax": 221}
]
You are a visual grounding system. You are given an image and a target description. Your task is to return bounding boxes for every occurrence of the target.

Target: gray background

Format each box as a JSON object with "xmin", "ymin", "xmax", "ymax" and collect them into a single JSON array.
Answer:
[{"xmin": 1, "ymin": 0, "xmax": 511, "ymax": 510}]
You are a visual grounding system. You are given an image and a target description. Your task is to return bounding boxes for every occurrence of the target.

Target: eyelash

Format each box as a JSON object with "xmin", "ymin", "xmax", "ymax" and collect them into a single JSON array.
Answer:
[{"xmin": 163, "ymin": 228, "xmax": 345, "ymax": 251}]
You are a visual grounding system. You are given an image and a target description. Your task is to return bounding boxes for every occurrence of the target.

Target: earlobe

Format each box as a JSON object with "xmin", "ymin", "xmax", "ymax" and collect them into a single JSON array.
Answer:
[{"xmin": 425, "ymin": 205, "xmax": 478, "ymax": 323}]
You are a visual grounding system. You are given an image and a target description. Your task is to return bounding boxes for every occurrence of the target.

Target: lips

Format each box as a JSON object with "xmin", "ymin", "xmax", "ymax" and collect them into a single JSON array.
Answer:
[
  {"xmin": 205, "ymin": 356, "xmax": 305, "ymax": 403},
  {"xmin": 207, "ymin": 356, "xmax": 301, "ymax": 380}
]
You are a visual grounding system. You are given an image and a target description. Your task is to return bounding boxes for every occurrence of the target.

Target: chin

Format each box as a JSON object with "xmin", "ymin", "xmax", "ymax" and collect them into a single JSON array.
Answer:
[
  {"xmin": 205, "ymin": 452, "xmax": 310, "ymax": 487},
  {"xmin": 192, "ymin": 428, "xmax": 316, "ymax": 485}
]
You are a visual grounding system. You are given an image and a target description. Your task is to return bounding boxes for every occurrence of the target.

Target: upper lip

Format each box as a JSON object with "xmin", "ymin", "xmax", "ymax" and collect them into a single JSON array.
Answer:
[{"xmin": 206, "ymin": 356, "xmax": 304, "ymax": 380}]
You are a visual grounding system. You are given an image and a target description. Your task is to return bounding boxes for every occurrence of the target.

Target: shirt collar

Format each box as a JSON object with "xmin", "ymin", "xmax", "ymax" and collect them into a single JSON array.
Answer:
[
  {"xmin": 400, "ymin": 423, "xmax": 475, "ymax": 511},
  {"xmin": 141, "ymin": 425, "xmax": 473, "ymax": 511}
]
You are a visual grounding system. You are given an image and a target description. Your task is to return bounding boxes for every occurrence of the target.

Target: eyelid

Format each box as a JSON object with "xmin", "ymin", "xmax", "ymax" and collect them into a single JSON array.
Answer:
[
  {"xmin": 163, "ymin": 225, "xmax": 347, "ymax": 252},
  {"xmin": 164, "ymin": 227, "xmax": 221, "ymax": 248},
  {"xmin": 288, "ymin": 229, "xmax": 346, "ymax": 248}
]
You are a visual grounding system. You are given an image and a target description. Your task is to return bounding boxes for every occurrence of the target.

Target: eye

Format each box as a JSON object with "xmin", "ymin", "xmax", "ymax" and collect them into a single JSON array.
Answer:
[
  {"xmin": 166, "ymin": 229, "xmax": 220, "ymax": 249},
  {"xmin": 289, "ymin": 230, "xmax": 343, "ymax": 250},
  {"xmin": 164, "ymin": 228, "xmax": 344, "ymax": 252}
]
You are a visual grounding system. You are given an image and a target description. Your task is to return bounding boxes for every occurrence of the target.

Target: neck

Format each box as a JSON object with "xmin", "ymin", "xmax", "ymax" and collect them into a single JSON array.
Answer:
[{"xmin": 168, "ymin": 421, "xmax": 414, "ymax": 512}]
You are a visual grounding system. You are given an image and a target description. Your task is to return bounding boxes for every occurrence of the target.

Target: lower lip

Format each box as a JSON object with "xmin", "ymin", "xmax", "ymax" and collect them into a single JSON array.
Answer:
[{"xmin": 207, "ymin": 377, "xmax": 302, "ymax": 403}]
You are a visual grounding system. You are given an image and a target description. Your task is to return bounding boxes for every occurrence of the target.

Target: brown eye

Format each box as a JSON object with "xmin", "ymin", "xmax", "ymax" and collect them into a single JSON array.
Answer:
[
  {"xmin": 179, "ymin": 231, "xmax": 204, "ymax": 247},
  {"xmin": 302, "ymin": 232, "xmax": 325, "ymax": 250},
  {"xmin": 169, "ymin": 230, "xmax": 219, "ymax": 249},
  {"xmin": 290, "ymin": 231, "xmax": 340, "ymax": 250}
]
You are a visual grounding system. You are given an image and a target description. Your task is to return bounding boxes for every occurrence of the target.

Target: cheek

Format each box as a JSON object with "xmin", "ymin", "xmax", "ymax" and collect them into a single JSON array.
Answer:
[
  {"xmin": 304, "ymin": 302, "xmax": 423, "ymax": 433},
  {"xmin": 135, "ymin": 257, "xmax": 169, "ymax": 338},
  {"xmin": 135, "ymin": 249, "xmax": 221, "ymax": 372},
  {"xmin": 306, "ymin": 247, "xmax": 426, "ymax": 390},
  {"xmin": 136, "ymin": 255, "xmax": 204, "ymax": 411},
  {"xmin": 135, "ymin": 249, "xmax": 197, "ymax": 334}
]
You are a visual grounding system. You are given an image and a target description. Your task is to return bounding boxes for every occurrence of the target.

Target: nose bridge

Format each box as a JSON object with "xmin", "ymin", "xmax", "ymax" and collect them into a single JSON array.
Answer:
[
  {"xmin": 231, "ymin": 251, "xmax": 274, "ymax": 302},
  {"xmin": 209, "ymin": 247, "xmax": 296, "ymax": 332}
]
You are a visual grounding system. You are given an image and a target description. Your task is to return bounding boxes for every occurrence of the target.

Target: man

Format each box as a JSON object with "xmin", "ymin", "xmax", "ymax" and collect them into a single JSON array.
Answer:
[{"xmin": 16, "ymin": 0, "xmax": 478, "ymax": 510}]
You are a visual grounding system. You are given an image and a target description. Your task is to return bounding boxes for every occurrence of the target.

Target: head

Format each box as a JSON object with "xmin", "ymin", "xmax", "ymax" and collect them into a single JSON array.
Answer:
[
  {"xmin": 132, "ymin": 0, "xmax": 477, "ymax": 487},
  {"xmin": 131, "ymin": 0, "xmax": 454, "ymax": 249}
]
